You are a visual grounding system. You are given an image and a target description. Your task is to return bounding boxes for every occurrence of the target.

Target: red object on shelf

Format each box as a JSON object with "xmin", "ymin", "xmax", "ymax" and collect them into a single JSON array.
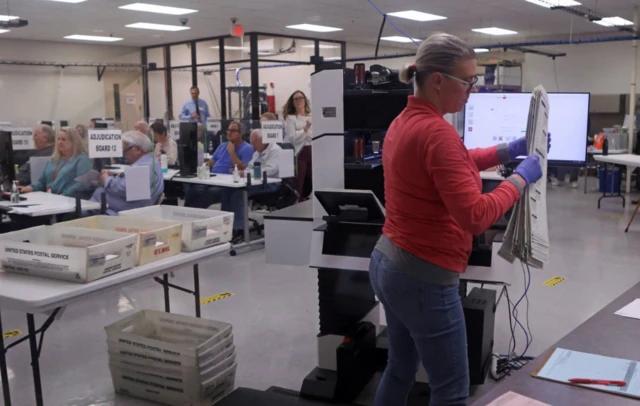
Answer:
[{"xmin": 267, "ymin": 82, "xmax": 276, "ymax": 114}]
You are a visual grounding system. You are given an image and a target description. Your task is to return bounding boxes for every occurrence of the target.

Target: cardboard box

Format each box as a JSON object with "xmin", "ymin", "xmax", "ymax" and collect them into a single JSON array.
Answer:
[
  {"xmin": 0, "ymin": 226, "xmax": 137, "ymax": 283},
  {"xmin": 58, "ymin": 215, "xmax": 183, "ymax": 265},
  {"xmin": 119, "ymin": 206, "xmax": 233, "ymax": 252}
]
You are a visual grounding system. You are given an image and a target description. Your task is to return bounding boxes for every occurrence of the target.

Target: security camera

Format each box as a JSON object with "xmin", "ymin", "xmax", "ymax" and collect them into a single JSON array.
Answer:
[{"xmin": 180, "ymin": 17, "xmax": 188, "ymax": 26}]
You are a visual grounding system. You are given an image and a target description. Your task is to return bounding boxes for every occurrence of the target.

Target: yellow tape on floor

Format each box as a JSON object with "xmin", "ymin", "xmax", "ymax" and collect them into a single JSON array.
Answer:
[
  {"xmin": 605, "ymin": 214, "xmax": 626, "ymax": 220},
  {"xmin": 543, "ymin": 276, "xmax": 565, "ymax": 287},
  {"xmin": 200, "ymin": 292, "xmax": 233, "ymax": 305},
  {"xmin": 2, "ymin": 330, "xmax": 22, "ymax": 340}
]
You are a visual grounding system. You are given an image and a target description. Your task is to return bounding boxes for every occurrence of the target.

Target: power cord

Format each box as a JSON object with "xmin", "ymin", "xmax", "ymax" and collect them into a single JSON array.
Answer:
[{"xmin": 366, "ymin": 0, "xmax": 420, "ymax": 47}]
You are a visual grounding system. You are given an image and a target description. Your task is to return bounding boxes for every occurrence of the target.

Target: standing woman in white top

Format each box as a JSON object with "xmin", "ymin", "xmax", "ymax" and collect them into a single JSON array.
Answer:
[{"xmin": 283, "ymin": 90, "xmax": 312, "ymax": 201}]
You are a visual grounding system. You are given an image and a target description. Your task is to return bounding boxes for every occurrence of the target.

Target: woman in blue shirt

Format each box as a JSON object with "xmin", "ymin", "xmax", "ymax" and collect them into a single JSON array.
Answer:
[{"xmin": 19, "ymin": 127, "xmax": 92, "ymax": 197}]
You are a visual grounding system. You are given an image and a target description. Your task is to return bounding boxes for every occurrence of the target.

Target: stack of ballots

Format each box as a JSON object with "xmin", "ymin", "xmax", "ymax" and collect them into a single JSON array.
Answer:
[
  {"xmin": 105, "ymin": 310, "xmax": 237, "ymax": 406},
  {"xmin": 499, "ymin": 85, "xmax": 550, "ymax": 269}
]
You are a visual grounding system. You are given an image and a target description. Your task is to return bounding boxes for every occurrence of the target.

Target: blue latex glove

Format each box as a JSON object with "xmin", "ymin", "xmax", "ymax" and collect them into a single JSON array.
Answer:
[
  {"xmin": 514, "ymin": 155, "xmax": 542, "ymax": 185},
  {"xmin": 508, "ymin": 133, "xmax": 552, "ymax": 160}
]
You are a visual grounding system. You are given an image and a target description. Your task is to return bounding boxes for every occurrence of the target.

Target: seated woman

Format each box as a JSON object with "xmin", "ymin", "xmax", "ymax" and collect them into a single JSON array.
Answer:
[
  {"xmin": 19, "ymin": 127, "xmax": 92, "ymax": 197},
  {"xmin": 151, "ymin": 121, "xmax": 178, "ymax": 166}
]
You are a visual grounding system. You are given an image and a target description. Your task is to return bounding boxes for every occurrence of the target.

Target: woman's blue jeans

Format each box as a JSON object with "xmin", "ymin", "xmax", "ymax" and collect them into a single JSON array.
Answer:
[{"xmin": 369, "ymin": 249, "xmax": 469, "ymax": 406}]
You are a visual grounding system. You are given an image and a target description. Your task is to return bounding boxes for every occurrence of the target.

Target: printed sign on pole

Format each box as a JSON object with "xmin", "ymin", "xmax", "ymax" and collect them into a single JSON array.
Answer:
[
  {"xmin": 261, "ymin": 120, "xmax": 284, "ymax": 143},
  {"xmin": 11, "ymin": 128, "xmax": 35, "ymax": 150},
  {"xmin": 169, "ymin": 120, "xmax": 180, "ymax": 140},
  {"xmin": 207, "ymin": 118, "xmax": 222, "ymax": 133},
  {"xmin": 88, "ymin": 129, "xmax": 123, "ymax": 158}
]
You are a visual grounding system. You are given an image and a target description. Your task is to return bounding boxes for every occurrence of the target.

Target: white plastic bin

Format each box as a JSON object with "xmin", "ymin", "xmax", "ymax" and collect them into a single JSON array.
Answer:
[
  {"xmin": 119, "ymin": 206, "xmax": 233, "ymax": 251},
  {"xmin": 0, "ymin": 225, "xmax": 137, "ymax": 283},
  {"xmin": 58, "ymin": 215, "xmax": 183, "ymax": 265}
]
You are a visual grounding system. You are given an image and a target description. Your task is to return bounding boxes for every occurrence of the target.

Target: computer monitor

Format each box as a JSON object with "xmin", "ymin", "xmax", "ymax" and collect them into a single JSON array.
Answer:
[
  {"xmin": 178, "ymin": 122, "xmax": 198, "ymax": 177},
  {"xmin": 343, "ymin": 89, "xmax": 410, "ymax": 131},
  {"xmin": 60, "ymin": 120, "xmax": 69, "ymax": 127},
  {"xmin": 463, "ymin": 92, "xmax": 590, "ymax": 166},
  {"xmin": 0, "ymin": 130, "xmax": 15, "ymax": 190}
]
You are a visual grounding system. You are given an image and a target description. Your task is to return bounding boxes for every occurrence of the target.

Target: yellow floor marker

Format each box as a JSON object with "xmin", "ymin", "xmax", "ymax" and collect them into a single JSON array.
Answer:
[
  {"xmin": 200, "ymin": 292, "xmax": 234, "ymax": 305},
  {"xmin": 2, "ymin": 330, "xmax": 22, "ymax": 340},
  {"xmin": 605, "ymin": 214, "xmax": 626, "ymax": 220},
  {"xmin": 543, "ymin": 276, "xmax": 565, "ymax": 287}
]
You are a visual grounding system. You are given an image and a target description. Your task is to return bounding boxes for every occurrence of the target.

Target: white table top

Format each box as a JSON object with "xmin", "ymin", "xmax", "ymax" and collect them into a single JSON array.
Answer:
[
  {"xmin": 0, "ymin": 243, "xmax": 230, "ymax": 314},
  {"xmin": 172, "ymin": 173, "xmax": 282, "ymax": 189},
  {"xmin": 0, "ymin": 192, "xmax": 101, "ymax": 217},
  {"xmin": 109, "ymin": 164, "xmax": 179, "ymax": 181},
  {"xmin": 587, "ymin": 148, "xmax": 628, "ymax": 155},
  {"xmin": 480, "ymin": 171, "xmax": 505, "ymax": 181},
  {"xmin": 593, "ymin": 153, "xmax": 640, "ymax": 166}
]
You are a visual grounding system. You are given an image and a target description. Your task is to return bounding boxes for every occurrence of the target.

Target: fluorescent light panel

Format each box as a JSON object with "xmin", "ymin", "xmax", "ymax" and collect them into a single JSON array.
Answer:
[
  {"xmin": 0, "ymin": 30, "xmax": 9, "ymax": 34},
  {"xmin": 64, "ymin": 34, "xmax": 123, "ymax": 42},
  {"xmin": 286, "ymin": 24, "xmax": 342, "ymax": 33},
  {"xmin": 525, "ymin": 0, "xmax": 581, "ymax": 8},
  {"xmin": 381, "ymin": 36, "xmax": 421, "ymax": 43},
  {"xmin": 126, "ymin": 22, "xmax": 190, "ymax": 31},
  {"xmin": 301, "ymin": 44, "xmax": 341, "ymax": 49},
  {"xmin": 594, "ymin": 16, "xmax": 634, "ymax": 27},
  {"xmin": 0, "ymin": 15, "xmax": 19, "ymax": 21},
  {"xmin": 474, "ymin": 48, "xmax": 490, "ymax": 53},
  {"xmin": 47, "ymin": 0, "xmax": 87, "ymax": 3},
  {"xmin": 119, "ymin": 3, "xmax": 198, "ymax": 15},
  {"xmin": 387, "ymin": 10, "xmax": 446, "ymax": 22},
  {"xmin": 472, "ymin": 27, "xmax": 518, "ymax": 35}
]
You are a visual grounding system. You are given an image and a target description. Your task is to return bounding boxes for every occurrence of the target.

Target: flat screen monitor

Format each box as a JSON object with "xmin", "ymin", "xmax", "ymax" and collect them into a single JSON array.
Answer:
[
  {"xmin": 179, "ymin": 122, "xmax": 198, "ymax": 177},
  {"xmin": 0, "ymin": 130, "xmax": 15, "ymax": 190},
  {"xmin": 463, "ymin": 92, "xmax": 590, "ymax": 165},
  {"xmin": 344, "ymin": 89, "xmax": 411, "ymax": 131}
]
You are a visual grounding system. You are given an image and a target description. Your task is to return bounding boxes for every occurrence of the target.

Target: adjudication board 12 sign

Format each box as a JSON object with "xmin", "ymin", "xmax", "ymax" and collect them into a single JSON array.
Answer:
[
  {"xmin": 88, "ymin": 129, "xmax": 123, "ymax": 159},
  {"xmin": 11, "ymin": 128, "xmax": 35, "ymax": 151},
  {"xmin": 261, "ymin": 120, "xmax": 284, "ymax": 143}
]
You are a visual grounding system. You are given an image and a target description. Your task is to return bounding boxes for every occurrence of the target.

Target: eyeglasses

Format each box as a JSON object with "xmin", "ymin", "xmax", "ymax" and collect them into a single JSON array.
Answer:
[
  {"xmin": 227, "ymin": 128, "xmax": 241, "ymax": 134},
  {"xmin": 123, "ymin": 145, "xmax": 137, "ymax": 154},
  {"xmin": 293, "ymin": 96, "xmax": 306, "ymax": 101},
  {"xmin": 441, "ymin": 73, "xmax": 479, "ymax": 92}
]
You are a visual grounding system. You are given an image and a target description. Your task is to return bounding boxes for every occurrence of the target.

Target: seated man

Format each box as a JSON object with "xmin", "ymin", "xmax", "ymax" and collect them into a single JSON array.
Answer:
[
  {"xmin": 221, "ymin": 129, "xmax": 282, "ymax": 241},
  {"xmin": 184, "ymin": 120, "xmax": 254, "ymax": 208},
  {"xmin": 17, "ymin": 124, "xmax": 56, "ymax": 186},
  {"xmin": 90, "ymin": 131, "xmax": 164, "ymax": 215}
]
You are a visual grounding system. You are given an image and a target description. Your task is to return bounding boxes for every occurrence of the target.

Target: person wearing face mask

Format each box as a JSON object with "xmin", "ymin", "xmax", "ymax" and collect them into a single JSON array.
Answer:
[
  {"xmin": 368, "ymin": 33, "xmax": 543, "ymax": 406},
  {"xmin": 19, "ymin": 127, "xmax": 92, "ymax": 197},
  {"xmin": 283, "ymin": 90, "xmax": 312, "ymax": 201}
]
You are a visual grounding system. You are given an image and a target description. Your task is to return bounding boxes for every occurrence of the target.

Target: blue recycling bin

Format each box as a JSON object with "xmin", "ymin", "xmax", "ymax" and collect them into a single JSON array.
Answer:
[{"xmin": 599, "ymin": 167, "xmax": 621, "ymax": 193}]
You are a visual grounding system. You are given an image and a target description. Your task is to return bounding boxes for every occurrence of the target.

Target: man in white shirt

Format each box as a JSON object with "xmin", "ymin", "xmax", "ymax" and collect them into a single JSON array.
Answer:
[{"xmin": 221, "ymin": 129, "xmax": 282, "ymax": 240}]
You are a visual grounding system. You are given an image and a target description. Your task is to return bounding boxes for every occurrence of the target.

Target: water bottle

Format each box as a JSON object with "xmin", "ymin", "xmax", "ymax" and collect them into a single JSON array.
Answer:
[
  {"xmin": 253, "ymin": 162, "xmax": 262, "ymax": 180},
  {"xmin": 603, "ymin": 136, "xmax": 609, "ymax": 156},
  {"xmin": 160, "ymin": 151, "xmax": 168, "ymax": 173},
  {"xmin": 232, "ymin": 164, "xmax": 240, "ymax": 183},
  {"xmin": 10, "ymin": 181, "xmax": 20, "ymax": 203}
]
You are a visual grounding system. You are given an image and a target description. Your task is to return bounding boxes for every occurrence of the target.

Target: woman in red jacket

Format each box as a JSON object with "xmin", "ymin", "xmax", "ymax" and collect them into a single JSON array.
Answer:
[{"xmin": 369, "ymin": 33, "xmax": 542, "ymax": 406}]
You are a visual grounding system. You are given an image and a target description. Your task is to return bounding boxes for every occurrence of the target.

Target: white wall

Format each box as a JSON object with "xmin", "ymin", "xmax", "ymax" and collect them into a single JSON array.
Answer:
[
  {"xmin": 523, "ymin": 41, "xmax": 639, "ymax": 95},
  {"xmin": 0, "ymin": 39, "xmax": 140, "ymax": 127}
]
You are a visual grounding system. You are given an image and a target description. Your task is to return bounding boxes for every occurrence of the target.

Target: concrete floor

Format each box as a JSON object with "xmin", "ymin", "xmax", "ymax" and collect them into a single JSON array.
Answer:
[{"xmin": 1, "ymin": 185, "xmax": 640, "ymax": 406}]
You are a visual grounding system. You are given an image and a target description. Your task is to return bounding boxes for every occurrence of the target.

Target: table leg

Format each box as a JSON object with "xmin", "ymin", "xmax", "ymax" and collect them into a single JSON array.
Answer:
[
  {"xmin": 193, "ymin": 264, "xmax": 201, "ymax": 318},
  {"xmin": 0, "ymin": 312, "xmax": 12, "ymax": 406},
  {"xmin": 163, "ymin": 274, "xmax": 170, "ymax": 313},
  {"xmin": 27, "ymin": 314, "xmax": 43, "ymax": 406},
  {"xmin": 243, "ymin": 188, "xmax": 250, "ymax": 244}
]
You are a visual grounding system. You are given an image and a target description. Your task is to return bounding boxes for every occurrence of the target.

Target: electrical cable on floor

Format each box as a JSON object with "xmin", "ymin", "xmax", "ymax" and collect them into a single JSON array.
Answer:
[{"xmin": 366, "ymin": 0, "xmax": 420, "ymax": 47}]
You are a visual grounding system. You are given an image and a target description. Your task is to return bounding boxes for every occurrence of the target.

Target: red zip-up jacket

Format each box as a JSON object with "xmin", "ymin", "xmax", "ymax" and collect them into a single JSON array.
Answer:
[{"xmin": 382, "ymin": 96, "xmax": 521, "ymax": 273}]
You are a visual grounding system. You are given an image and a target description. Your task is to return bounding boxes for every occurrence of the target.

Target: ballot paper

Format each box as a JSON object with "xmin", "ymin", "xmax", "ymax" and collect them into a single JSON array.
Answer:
[
  {"xmin": 125, "ymin": 165, "xmax": 151, "ymax": 202},
  {"xmin": 499, "ymin": 85, "xmax": 550, "ymax": 269},
  {"xmin": 485, "ymin": 392, "xmax": 550, "ymax": 406},
  {"xmin": 615, "ymin": 299, "xmax": 640, "ymax": 321}
]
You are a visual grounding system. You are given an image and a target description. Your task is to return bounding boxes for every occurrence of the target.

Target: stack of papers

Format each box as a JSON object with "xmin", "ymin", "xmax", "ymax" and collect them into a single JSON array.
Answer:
[{"xmin": 499, "ymin": 85, "xmax": 550, "ymax": 269}]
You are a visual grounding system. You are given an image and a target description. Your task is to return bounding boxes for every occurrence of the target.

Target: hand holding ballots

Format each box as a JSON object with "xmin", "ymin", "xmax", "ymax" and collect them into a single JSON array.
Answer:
[{"xmin": 499, "ymin": 85, "xmax": 550, "ymax": 269}]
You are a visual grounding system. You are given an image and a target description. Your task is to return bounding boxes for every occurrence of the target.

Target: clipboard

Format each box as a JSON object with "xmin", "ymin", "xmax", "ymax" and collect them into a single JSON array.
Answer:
[{"xmin": 531, "ymin": 347, "xmax": 640, "ymax": 401}]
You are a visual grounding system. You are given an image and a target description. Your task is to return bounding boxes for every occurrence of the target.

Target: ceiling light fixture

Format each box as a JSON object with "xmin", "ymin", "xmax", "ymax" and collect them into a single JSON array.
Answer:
[
  {"xmin": 472, "ymin": 27, "xmax": 518, "ymax": 35},
  {"xmin": 593, "ymin": 16, "xmax": 634, "ymax": 27},
  {"xmin": 0, "ymin": 15, "xmax": 19, "ymax": 21},
  {"xmin": 301, "ymin": 44, "xmax": 341, "ymax": 49},
  {"xmin": 286, "ymin": 24, "xmax": 342, "ymax": 33},
  {"xmin": 387, "ymin": 10, "xmax": 447, "ymax": 22},
  {"xmin": 474, "ymin": 48, "xmax": 490, "ymax": 53},
  {"xmin": 126, "ymin": 22, "xmax": 190, "ymax": 31},
  {"xmin": 525, "ymin": 0, "xmax": 581, "ymax": 8},
  {"xmin": 381, "ymin": 36, "xmax": 421, "ymax": 43},
  {"xmin": 0, "ymin": 30, "xmax": 9, "ymax": 34},
  {"xmin": 119, "ymin": 3, "xmax": 198, "ymax": 15},
  {"xmin": 64, "ymin": 34, "xmax": 123, "ymax": 42},
  {"xmin": 47, "ymin": 0, "xmax": 87, "ymax": 3}
]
